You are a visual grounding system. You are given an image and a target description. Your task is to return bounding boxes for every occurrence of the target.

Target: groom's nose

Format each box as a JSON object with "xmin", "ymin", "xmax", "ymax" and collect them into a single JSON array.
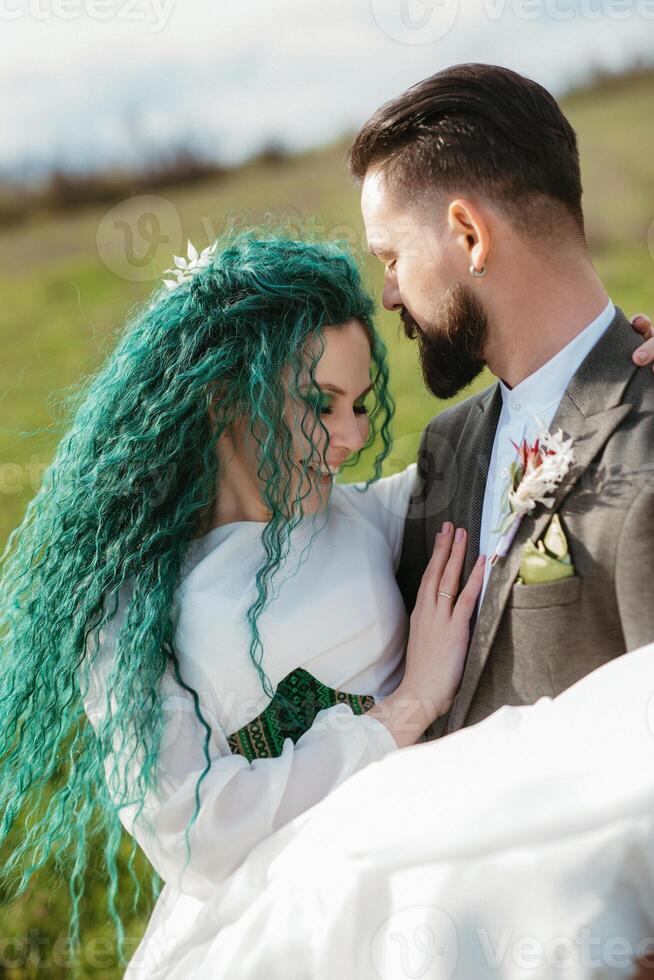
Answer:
[{"xmin": 382, "ymin": 278, "xmax": 402, "ymax": 311}]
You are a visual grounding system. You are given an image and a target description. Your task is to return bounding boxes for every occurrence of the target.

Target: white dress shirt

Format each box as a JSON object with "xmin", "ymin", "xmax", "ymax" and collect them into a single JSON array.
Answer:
[{"xmin": 478, "ymin": 298, "xmax": 616, "ymax": 605}]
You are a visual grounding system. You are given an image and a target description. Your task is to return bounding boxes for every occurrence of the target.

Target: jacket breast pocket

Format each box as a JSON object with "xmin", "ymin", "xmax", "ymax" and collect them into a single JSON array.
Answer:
[
  {"xmin": 503, "ymin": 574, "xmax": 586, "ymax": 699},
  {"xmin": 509, "ymin": 574, "xmax": 582, "ymax": 610}
]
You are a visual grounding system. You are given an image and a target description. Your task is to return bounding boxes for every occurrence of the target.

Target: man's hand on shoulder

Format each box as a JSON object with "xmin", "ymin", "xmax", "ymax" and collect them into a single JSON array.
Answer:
[{"xmin": 631, "ymin": 313, "xmax": 654, "ymax": 370}]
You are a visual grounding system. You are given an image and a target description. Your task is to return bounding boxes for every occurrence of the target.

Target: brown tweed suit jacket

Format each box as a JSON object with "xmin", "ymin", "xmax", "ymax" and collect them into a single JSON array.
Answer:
[{"xmin": 396, "ymin": 305, "xmax": 654, "ymax": 738}]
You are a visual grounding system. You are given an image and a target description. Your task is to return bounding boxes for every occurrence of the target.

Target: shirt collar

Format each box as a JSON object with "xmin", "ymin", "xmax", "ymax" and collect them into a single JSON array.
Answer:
[{"xmin": 498, "ymin": 298, "xmax": 616, "ymax": 416}]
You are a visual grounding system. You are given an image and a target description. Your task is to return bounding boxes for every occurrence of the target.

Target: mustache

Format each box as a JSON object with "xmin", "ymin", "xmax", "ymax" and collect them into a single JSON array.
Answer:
[
  {"xmin": 400, "ymin": 307, "xmax": 424, "ymax": 340},
  {"xmin": 399, "ymin": 283, "xmax": 488, "ymax": 399},
  {"xmin": 400, "ymin": 301, "xmax": 485, "ymax": 358}
]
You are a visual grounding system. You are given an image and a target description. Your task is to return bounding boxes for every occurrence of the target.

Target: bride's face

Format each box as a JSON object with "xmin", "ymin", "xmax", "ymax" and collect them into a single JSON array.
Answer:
[
  {"xmin": 285, "ymin": 319, "xmax": 374, "ymax": 514},
  {"xmin": 222, "ymin": 319, "xmax": 374, "ymax": 519}
]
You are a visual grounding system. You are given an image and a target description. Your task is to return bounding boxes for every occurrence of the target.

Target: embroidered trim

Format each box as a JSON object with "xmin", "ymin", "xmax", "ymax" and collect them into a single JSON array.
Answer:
[{"xmin": 227, "ymin": 667, "xmax": 376, "ymax": 762}]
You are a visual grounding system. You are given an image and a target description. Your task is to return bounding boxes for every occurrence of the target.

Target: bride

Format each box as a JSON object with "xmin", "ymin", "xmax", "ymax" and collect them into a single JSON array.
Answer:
[{"xmin": 0, "ymin": 230, "xmax": 652, "ymax": 979}]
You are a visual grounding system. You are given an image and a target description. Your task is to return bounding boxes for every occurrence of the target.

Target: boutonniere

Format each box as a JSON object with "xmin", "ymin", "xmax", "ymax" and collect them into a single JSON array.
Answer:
[{"xmin": 489, "ymin": 418, "xmax": 575, "ymax": 565}]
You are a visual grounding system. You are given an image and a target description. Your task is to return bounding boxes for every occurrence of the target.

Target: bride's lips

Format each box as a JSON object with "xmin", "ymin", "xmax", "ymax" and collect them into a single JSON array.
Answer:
[{"xmin": 302, "ymin": 460, "xmax": 343, "ymax": 482}]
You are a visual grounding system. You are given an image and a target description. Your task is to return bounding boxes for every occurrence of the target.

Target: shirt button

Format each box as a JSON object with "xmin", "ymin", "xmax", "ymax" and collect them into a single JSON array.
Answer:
[
  {"xmin": 511, "ymin": 400, "xmax": 522, "ymax": 411},
  {"xmin": 501, "ymin": 466, "xmax": 509, "ymax": 478}
]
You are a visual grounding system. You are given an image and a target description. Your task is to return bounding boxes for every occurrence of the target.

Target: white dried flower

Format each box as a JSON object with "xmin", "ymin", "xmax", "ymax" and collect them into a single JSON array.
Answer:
[
  {"xmin": 490, "ymin": 416, "xmax": 576, "ymax": 562},
  {"xmin": 508, "ymin": 423, "xmax": 575, "ymax": 520},
  {"xmin": 162, "ymin": 239, "xmax": 217, "ymax": 291}
]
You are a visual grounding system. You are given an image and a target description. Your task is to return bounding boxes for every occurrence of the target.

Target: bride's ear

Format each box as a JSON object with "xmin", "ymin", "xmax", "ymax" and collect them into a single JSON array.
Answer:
[
  {"xmin": 207, "ymin": 381, "xmax": 229, "ymax": 429},
  {"xmin": 208, "ymin": 394, "xmax": 218, "ymax": 431}
]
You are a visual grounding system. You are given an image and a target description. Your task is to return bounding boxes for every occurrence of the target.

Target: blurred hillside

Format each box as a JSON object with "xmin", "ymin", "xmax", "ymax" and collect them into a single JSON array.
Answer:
[
  {"xmin": 0, "ymin": 63, "xmax": 653, "ymax": 978},
  {"xmin": 1, "ymin": 63, "xmax": 653, "ymax": 549}
]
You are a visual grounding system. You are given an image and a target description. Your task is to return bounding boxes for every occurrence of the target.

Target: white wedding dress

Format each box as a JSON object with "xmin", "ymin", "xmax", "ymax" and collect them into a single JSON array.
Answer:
[
  {"xmin": 80, "ymin": 466, "xmax": 654, "ymax": 980},
  {"xmin": 80, "ymin": 464, "xmax": 416, "ymax": 972}
]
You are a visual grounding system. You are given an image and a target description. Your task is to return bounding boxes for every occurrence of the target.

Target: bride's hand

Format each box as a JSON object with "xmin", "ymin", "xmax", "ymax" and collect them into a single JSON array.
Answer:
[
  {"xmin": 402, "ymin": 524, "xmax": 485, "ymax": 721},
  {"xmin": 368, "ymin": 525, "xmax": 485, "ymax": 749}
]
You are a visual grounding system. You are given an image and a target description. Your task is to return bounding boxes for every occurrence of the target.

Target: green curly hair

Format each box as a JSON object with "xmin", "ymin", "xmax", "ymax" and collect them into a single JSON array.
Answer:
[{"xmin": 0, "ymin": 229, "xmax": 396, "ymax": 971}]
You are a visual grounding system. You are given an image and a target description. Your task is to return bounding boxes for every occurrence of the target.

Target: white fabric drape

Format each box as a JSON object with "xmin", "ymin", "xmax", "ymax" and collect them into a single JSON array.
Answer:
[{"xmin": 126, "ymin": 642, "xmax": 654, "ymax": 980}]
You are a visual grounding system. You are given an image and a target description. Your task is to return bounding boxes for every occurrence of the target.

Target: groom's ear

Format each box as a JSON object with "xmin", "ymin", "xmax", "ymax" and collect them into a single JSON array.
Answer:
[
  {"xmin": 447, "ymin": 199, "xmax": 491, "ymax": 271},
  {"xmin": 630, "ymin": 314, "xmax": 654, "ymax": 369}
]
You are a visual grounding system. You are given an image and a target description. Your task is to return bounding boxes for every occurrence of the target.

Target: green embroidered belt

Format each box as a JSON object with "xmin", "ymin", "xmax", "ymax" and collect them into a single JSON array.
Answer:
[{"xmin": 227, "ymin": 666, "xmax": 376, "ymax": 762}]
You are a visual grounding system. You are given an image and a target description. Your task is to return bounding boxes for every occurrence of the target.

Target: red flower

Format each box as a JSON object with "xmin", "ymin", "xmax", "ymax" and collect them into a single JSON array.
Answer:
[{"xmin": 511, "ymin": 437, "xmax": 545, "ymax": 480}]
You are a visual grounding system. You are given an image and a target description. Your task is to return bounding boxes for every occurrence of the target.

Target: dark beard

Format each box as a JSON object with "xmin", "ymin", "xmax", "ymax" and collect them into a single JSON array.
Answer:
[{"xmin": 401, "ymin": 283, "xmax": 488, "ymax": 399}]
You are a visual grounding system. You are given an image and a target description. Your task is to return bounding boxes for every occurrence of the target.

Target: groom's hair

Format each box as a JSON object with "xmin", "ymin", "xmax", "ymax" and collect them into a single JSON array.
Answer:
[{"xmin": 347, "ymin": 63, "xmax": 586, "ymax": 243}]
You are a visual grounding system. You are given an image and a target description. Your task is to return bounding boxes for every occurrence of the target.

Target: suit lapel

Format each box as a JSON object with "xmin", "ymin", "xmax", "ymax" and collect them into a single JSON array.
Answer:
[
  {"xmin": 445, "ymin": 305, "xmax": 639, "ymax": 733},
  {"xmin": 446, "ymin": 383, "xmax": 503, "ymax": 590}
]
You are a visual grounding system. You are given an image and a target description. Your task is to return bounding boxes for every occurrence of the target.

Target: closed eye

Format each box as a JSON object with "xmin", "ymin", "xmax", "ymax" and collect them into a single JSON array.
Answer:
[
  {"xmin": 321, "ymin": 402, "xmax": 370, "ymax": 417},
  {"xmin": 303, "ymin": 381, "xmax": 374, "ymax": 416}
]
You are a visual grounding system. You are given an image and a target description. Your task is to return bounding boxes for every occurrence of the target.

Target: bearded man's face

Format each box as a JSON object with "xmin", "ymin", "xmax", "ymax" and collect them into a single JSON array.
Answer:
[{"xmin": 400, "ymin": 282, "xmax": 488, "ymax": 398}]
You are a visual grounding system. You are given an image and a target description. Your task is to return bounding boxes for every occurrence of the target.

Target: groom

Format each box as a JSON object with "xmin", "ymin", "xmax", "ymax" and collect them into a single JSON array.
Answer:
[{"xmin": 349, "ymin": 63, "xmax": 654, "ymax": 738}]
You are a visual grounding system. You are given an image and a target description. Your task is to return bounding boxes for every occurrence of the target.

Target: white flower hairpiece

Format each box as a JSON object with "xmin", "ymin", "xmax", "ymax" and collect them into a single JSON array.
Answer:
[{"xmin": 162, "ymin": 239, "xmax": 217, "ymax": 291}]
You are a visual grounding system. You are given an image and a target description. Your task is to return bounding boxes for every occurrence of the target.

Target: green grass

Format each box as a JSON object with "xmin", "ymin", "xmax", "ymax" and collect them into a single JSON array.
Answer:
[
  {"xmin": 2, "ymin": 74, "xmax": 654, "ymax": 542},
  {"xmin": 1, "ymin": 68, "xmax": 653, "ymax": 977}
]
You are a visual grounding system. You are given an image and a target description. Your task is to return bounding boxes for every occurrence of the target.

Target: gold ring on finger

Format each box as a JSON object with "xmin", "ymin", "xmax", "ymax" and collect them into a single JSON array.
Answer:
[{"xmin": 437, "ymin": 590, "xmax": 456, "ymax": 600}]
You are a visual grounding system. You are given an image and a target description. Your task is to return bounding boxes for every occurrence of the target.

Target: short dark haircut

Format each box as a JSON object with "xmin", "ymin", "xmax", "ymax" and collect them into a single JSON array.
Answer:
[{"xmin": 347, "ymin": 63, "xmax": 586, "ymax": 242}]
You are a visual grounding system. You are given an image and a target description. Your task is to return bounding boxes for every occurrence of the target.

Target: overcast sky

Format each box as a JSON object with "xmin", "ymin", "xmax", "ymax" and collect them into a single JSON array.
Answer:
[{"xmin": 1, "ymin": 0, "xmax": 652, "ymax": 180}]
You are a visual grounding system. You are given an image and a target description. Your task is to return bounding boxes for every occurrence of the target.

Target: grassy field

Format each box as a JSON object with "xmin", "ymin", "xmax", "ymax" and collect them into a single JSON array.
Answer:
[
  {"xmin": 0, "ymin": 67, "xmax": 653, "ymax": 977},
  {"xmin": 2, "ymin": 68, "xmax": 654, "ymax": 546}
]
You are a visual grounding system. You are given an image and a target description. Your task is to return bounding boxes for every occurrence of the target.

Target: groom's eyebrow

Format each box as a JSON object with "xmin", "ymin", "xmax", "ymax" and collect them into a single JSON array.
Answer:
[{"xmin": 367, "ymin": 242, "xmax": 394, "ymax": 257}]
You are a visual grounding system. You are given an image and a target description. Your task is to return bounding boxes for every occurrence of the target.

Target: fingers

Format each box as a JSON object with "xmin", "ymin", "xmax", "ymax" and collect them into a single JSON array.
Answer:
[
  {"xmin": 631, "ymin": 315, "xmax": 654, "ymax": 370},
  {"xmin": 633, "ymin": 337, "xmax": 654, "ymax": 368},
  {"xmin": 630, "ymin": 313, "xmax": 653, "ymax": 338},
  {"xmin": 436, "ymin": 527, "xmax": 468, "ymax": 601},
  {"xmin": 453, "ymin": 554, "xmax": 487, "ymax": 620},
  {"xmin": 420, "ymin": 522, "xmax": 455, "ymax": 593}
]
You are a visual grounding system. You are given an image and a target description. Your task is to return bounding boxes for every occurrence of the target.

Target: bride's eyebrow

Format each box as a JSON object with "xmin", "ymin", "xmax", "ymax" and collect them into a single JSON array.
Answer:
[{"xmin": 320, "ymin": 382, "xmax": 374, "ymax": 398}]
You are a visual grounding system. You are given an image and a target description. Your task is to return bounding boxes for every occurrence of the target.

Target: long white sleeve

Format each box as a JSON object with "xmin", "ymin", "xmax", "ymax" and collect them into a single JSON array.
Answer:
[
  {"xmin": 338, "ymin": 463, "xmax": 417, "ymax": 571},
  {"xmin": 81, "ymin": 643, "xmax": 399, "ymax": 904}
]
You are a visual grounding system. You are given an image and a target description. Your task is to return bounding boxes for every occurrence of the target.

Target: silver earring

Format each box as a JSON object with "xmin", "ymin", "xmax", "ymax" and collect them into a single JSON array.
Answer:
[{"xmin": 469, "ymin": 263, "xmax": 486, "ymax": 278}]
